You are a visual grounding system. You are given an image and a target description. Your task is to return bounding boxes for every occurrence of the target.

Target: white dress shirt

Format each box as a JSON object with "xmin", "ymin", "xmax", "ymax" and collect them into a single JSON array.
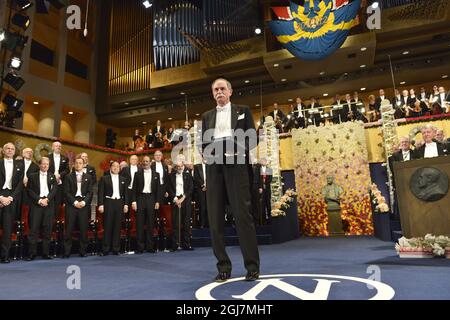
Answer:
[
  {"xmin": 296, "ymin": 104, "xmax": 304, "ymax": 117},
  {"xmin": 39, "ymin": 171, "xmax": 50, "ymax": 197},
  {"xmin": 142, "ymin": 169, "xmax": 152, "ymax": 193},
  {"xmin": 111, "ymin": 173, "xmax": 121, "ymax": 199},
  {"xmin": 424, "ymin": 142, "xmax": 439, "ymax": 158},
  {"xmin": 175, "ymin": 172, "xmax": 184, "ymax": 197},
  {"xmin": 129, "ymin": 165, "xmax": 138, "ymax": 189},
  {"xmin": 380, "ymin": 95, "xmax": 385, "ymax": 101},
  {"xmin": 215, "ymin": 102, "xmax": 232, "ymax": 139},
  {"xmin": 402, "ymin": 150, "xmax": 410, "ymax": 161},
  {"xmin": 75, "ymin": 172, "xmax": 83, "ymax": 197},
  {"xmin": 24, "ymin": 159, "xmax": 31, "ymax": 174},
  {"xmin": 53, "ymin": 154, "xmax": 60, "ymax": 175},
  {"xmin": 155, "ymin": 162, "xmax": 164, "ymax": 185},
  {"xmin": 261, "ymin": 165, "xmax": 267, "ymax": 174},
  {"xmin": 202, "ymin": 163, "xmax": 206, "ymax": 188},
  {"xmin": 3, "ymin": 159, "xmax": 14, "ymax": 190}
]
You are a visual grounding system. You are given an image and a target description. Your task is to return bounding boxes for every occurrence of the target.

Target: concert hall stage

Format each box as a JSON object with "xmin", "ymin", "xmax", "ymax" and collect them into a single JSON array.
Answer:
[{"xmin": 1, "ymin": 236, "xmax": 449, "ymax": 300}]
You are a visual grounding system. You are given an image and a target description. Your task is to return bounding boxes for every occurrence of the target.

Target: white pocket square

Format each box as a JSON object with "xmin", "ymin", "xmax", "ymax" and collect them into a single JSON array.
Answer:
[{"xmin": 238, "ymin": 113, "xmax": 245, "ymax": 120}]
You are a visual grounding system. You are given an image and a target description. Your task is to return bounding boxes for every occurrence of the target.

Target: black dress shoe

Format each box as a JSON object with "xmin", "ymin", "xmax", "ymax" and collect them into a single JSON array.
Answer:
[
  {"xmin": 25, "ymin": 255, "xmax": 36, "ymax": 261},
  {"xmin": 1, "ymin": 258, "xmax": 11, "ymax": 264},
  {"xmin": 245, "ymin": 271, "xmax": 260, "ymax": 281},
  {"xmin": 182, "ymin": 246, "xmax": 194, "ymax": 251},
  {"xmin": 215, "ymin": 272, "xmax": 231, "ymax": 283},
  {"xmin": 42, "ymin": 255, "xmax": 53, "ymax": 260}
]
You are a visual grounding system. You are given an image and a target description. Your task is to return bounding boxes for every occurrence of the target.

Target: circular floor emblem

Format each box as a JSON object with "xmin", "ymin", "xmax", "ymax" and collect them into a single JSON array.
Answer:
[
  {"xmin": 410, "ymin": 167, "xmax": 449, "ymax": 202},
  {"xmin": 195, "ymin": 274, "xmax": 395, "ymax": 300}
]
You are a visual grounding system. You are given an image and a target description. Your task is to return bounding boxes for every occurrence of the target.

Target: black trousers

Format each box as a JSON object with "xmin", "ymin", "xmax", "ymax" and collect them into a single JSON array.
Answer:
[
  {"xmin": 102, "ymin": 198, "xmax": 123, "ymax": 253},
  {"xmin": 0, "ymin": 189, "xmax": 14, "ymax": 259},
  {"xmin": 53, "ymin": 185, "xmax": 63, "ymax": 217},
  {"xmin": 206, "ymin": 164, "xmax": 260, "ymax": 274},
  {"xmin": 28, "ymin": 203, "xmax": 54, "ymax": 256},
  {"xmin": 135, "ymin": 193, "xmax": 156, "ymax": 251},
  {"xmin": 262, "ymin": 188, "xmax": 271, "ymax": 223},
  {"xmin": 197, "ymin": 190, "xmax": 208, "ymax": 227},
  {"xmin": 64, "ymin": 205, "xmax": 90, "ymax": 255},
  {"xmin": 172, "ymin": 199, "xmax": 191, "ymax": 248}
]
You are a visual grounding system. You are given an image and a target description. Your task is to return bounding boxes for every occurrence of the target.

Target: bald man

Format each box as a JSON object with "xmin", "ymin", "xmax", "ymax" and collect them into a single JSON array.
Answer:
[
  {"xmin": 48, "ymin": 141, "xmax": 70, "ymax": 217},
  {"xmin": 0, "ymin": 143, "xmax": 24, "ymax": 263}
]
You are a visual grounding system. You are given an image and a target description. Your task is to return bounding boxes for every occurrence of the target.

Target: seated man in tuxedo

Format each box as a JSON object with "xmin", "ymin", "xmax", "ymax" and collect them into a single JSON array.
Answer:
[
  {"xmin": 414, "ymin": 125, "xmax": 448, "ymax": 159},
  {"xmin": 168, "ymin": 157, "xmax": 194, "ymax": 251},
  {"xmin": 26, "ymin": 157, "xmax": 57, "ymax": 260},
  {"xmin": 98, "ymin": 161, "xmax": 129, "ymax": 256},
  {"xmin": 0, "ymin": 143, "xmax": 24, "ymax": 263},
  {"xmin": 131, "ymin": 155, "xmax": 161, "ymax": 253},
  {"xmin": 63, "ymin": 155, "xmax": 94, "ymax": 258}
]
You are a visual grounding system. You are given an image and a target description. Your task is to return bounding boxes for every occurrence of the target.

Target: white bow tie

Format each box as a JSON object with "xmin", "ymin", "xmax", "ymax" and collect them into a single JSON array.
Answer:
[
  {"xmin": 5, "ymin": 159, "xmax": 13, "ymax": 163},
  {"xmin": 216, "ymin": 106, "xmax": 228, "ymax": 112}
]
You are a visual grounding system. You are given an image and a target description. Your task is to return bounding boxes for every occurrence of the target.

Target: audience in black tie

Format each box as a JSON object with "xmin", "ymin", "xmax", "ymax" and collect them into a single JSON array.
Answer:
[{"xmin": 194, "ymin": 159, "xmax": 208, "ymax": 228}]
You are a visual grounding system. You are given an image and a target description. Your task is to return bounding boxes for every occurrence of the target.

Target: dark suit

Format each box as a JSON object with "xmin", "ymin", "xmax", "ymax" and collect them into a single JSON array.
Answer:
[
  {"xmin": 120, "ymin": 165, "xmax": 139, "ymax": 207},
  {"xmin": 0, "ymin": 159, "xmax": 24, "ymax": 259},
  {"xmin": 308, "ymin": 103, "xmax": 322, "ymax": 126},
  {"xmin": 152, "ymin": 126, "xmax": 166, "ymax": 148},
  {"xmin": 26, "ymin": 171, "xmax": 57, "ymax": 256},
  {"xmin": 413, "ymin": 142, "xmax": 448, "ymax": 159},
  {"xmin": 63, "ymin": 171, "xmax": 94, "ymax": 256},
  {"xmin": 375, "ymin": 96, "xmax": 388, "ymax": 112},
  {"xmin": 269, "ymin": 109, "xmax": 286, "ymax": 123},
  {"xmin": 131, "ymin": 168, "xmax": 161, "ymax": 252},
  {"xmin": 201, "ymin": 103, "xmax": 260, "ymax": 274},
  {"xmin": 254, "ymin": 164, "xmax": 273, "ymax": 224},
  {"xmin": 17, "ymin": 160, "xmax": 39, "ymax": 220},
  {"xmin": 84, "ymin": 165, "xmax": 97, "ymax": 183},
  {"xmin": 168, "ymin": 168, "xmax": 194, "ymax": 248},
  {"xmin": 194, "ymin": 163, "xmax": 208, "ymax": 227},
  {"xmin": 98, "ymin": 174, "xmax": 128, "ymax": 253},
  {"xmin": 48, "ymin": 153, "xmax": 70, "ymax": 217},
  {"xmin": 151, "ymin": 161, "xmax": 170, "ymax": 204},
  {"xmin": 292, "ymin": 104, "xmax": 307, "ymax": 128}
]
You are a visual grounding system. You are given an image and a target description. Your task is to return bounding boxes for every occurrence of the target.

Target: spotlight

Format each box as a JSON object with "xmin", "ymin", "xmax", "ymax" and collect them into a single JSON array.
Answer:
[
  {"xmin": 12, "ymin": 13, "xmax": 30, "ymax": 30},
  {"xmin": 2, "ymin": 94, "xmax": 24, "ymax": 110},
  {"xmin": 371, "ymin": 1, "xmax": 379, "ymax": 9},
  {"xmin": 13, "ymin": 0, "xmax": 33, "ymax": 11},
  {"xmin": 9, "ymin": 56, "xmax": 23, "ymax": 70},
  {"xmin": 142, "ymin": 0, "xmax": 152, "ymax": 8},
  {"xmin": 3, "ymin": 71, "xmax": 25, "ymax": 90},
  {"xmin": 3, "ymin": 32, "xmax": 28, "ymax": 51},
  {"xmin": 254, "ymin": 27, "xmax": 262, "ymax": 35},
  {"xmin": 36, "ymin": 0, "xmax": 51, "ymax": 14}
]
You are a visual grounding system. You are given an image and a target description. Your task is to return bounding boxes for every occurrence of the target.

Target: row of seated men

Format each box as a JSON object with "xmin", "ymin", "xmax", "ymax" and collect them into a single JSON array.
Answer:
[{"xmin": 0, "ymin": 141, "xmax": 203, "ymax": 263}]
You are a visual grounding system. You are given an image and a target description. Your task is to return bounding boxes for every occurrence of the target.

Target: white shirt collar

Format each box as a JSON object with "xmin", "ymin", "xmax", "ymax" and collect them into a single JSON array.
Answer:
[{"xmin": 216, "ymin": 102, "xmax": 231, "ymax": 110}]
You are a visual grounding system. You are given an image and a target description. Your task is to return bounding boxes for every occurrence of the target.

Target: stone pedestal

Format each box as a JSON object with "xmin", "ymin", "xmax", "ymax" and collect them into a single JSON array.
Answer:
[{"xmin": 327, "ymin": 209, "xmax": 344, "ymax": 236}]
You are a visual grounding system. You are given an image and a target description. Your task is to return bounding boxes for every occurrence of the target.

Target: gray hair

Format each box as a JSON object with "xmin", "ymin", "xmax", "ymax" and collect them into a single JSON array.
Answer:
[{"xmin": 211, "ymin": 78, "xmax": 232, "ymax": 91}]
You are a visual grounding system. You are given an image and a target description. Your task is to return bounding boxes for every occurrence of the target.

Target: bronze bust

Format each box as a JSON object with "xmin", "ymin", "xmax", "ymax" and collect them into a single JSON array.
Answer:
[{"xmin": 410, "ymin": 167, "xmax": 449, "ymax": 202}]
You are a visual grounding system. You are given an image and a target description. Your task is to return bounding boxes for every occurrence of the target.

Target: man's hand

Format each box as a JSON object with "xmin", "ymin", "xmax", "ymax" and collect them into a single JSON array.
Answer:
[
  {"xmin": 164, "ymin": 192, "xmax": 169, "ymax": 198},
  {"xmin": 259, "ymin": 188, "xmax": 263, "ymax": 194},
  {"xmin": 74, "ymin": 201, "xmax": 83, "ymax": 209},
  {"xmin": 98, "ymin": 205, "xmax": 104, "ymax": 213},
  {"xmin": 80, "ymin": 201, "xmax": 86, "ymax": 208},
  {"xmin": 155, "ymin": 202, "xmax": 160, "ymax": 210},
  {"xmin": 123, "ymin": 205, "xmax": 128, "ymax": 214},
  {"xmin": 131, "ymin": 202, "xmax": 137, "ymax": 211},
  {"xmin": 23, "ymin": 177, "xmax": 28, "ymax": 186},
  {"xmin": 39, "ymin": 198, "xmax": 49, "ymax": 207},
  {"xmin": 202, "ymin": 186, "xmax": 206, "ymax": 192}
]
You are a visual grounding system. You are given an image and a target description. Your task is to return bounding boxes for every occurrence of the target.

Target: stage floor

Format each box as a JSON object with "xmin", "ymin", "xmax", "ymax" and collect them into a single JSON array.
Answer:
[{"xmin": 0, "ymin": 236, "xmax": 449, "ymax": 300}]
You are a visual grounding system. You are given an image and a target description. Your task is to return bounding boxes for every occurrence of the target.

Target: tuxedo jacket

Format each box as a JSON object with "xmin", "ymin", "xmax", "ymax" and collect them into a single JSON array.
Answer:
[
  {"xmin": 48, "ymin": 153, "xmax": 70, "ymax": 179},
  {"xmin": 63, "ymin": 171, "xmax": 94, "ymax": 206},
  {"xmin": 390, "ymin": 150, "xmax": 415, "ymax": 162},
  {"xmin": 269, "ymin": 109, "xmax": 286, "ymax": 122},
  {"xmin": 131, "ymin": 168, "xmax": 162, "ymax": 203},
  {"xmin": 292, "ymin": 104, "xmax": 307, "ymax": 119},
  {"xmin": 0, "ymin": 159, "xmax": 24, "ymax": 200},
  {"xmin": 168, "ymin": 169, "xmax": 194, "ymax": 200},
  {"xmin": 193, "ymin": 164, "xmax": 206, "ymax": 189},
  {"xmin": 97, "ymin": 174, "xmax": 129, "ymax": 206},
  {"xmin": 151, "ymin": 161, "xmax": 169, "ymax": 192},
  {"xmin": 152, "ymin": 126, "xmax": 166, "ymax": 137},
  {"xmin": 21, "ymin": 160, "xmax": 39, "ymax": 178},
  {"xmin": 120, "ymin": 166, "xmax": 139, "ymax": 189},
  {"xmin": 26, "ymin": 171, "xmax": 58, "ymax": 206},
  {"xmin": 201, "ymin": 104, "xmax": 256, "ymax": 164},
  {"xmin": 413, "ymin": 142, "xmax": 448, "ymax": 159}
]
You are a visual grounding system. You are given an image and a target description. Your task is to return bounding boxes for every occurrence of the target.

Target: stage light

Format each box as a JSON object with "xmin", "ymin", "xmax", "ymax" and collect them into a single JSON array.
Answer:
[
  {"xmin": 35, "ymin": 0, "xmax": 51, "ymax": 13},
  {"xmin": 142, "ymin": 0, "xmax": 152, "ymax": 8},
  {"xmin": 3, "ymin": 71, "xmax": 25, "ymax": 90},
  {"xmin": 254, "ymin": 27, "xmax": 262, "ymax": 35},
  {"xmin": 371, "ymin": 2, "xmax": 379, "ymax": 9},
  {"xmin": 12, "ymin": 13, "xmax": 30, "ymax": 30},
  {"xmin": 3, "ymin": 32, "xmax": 28, "ymax": 51},
  {"xmin": 13, "ymin": 0, "xmax": 32, "ymax": 11},
  {"xmin": 2, "ymin": 94, "xmax": 24, "ymax": 110},
  {"xmin": 9, "ymin": 56, "xmax": 23, "ymax": 70}
]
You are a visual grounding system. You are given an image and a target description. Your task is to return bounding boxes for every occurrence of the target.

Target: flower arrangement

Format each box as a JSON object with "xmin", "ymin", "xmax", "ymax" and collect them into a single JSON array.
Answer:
[
  {"xmin": 369, "ymin": 183, "xmax": 390, "ymax": 213},
  {"xmin": 395, "ymin": 234, "xmax": 450, "ymax": 258},
  {"xmin": 271, "ymin": 189, "xmax": 297, "ymax": 217}
]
